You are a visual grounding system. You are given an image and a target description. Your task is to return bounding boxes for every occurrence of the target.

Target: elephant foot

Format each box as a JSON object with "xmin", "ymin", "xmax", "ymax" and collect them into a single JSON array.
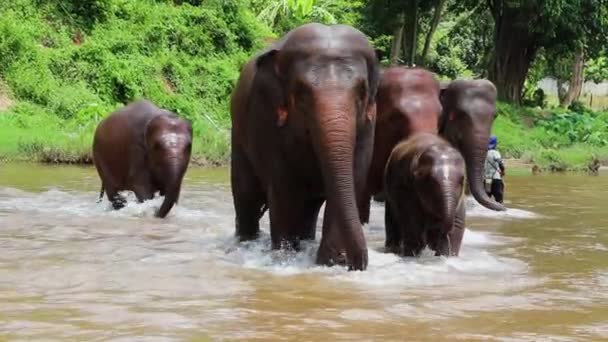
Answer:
[
  {"xmin": 271, "ymin": 237, "xmax": 302, "ymax": 252},
  {"xmin": 398, "ymin": 240, "xmax": 425, "ymax": 257},
  {"xmin": 110, "ymin": 195, "xmax": 126, "ymax": 210},
  {"xmin": 316, "ymin": 246, "xmax": 348, "ymax": 268},
  {"xmin": 237, "ymin": 232, "xmax": 259, "ymax": 242},
  {"xmin": 316, "ymin": 243, "xmax": 367, "ymax": 271}
]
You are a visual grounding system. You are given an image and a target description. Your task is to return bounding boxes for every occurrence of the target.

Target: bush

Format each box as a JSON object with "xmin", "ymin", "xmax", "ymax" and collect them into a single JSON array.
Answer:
[{"xmin": 0, "ymin": 0, "xmax": 272, "ymax": 163}]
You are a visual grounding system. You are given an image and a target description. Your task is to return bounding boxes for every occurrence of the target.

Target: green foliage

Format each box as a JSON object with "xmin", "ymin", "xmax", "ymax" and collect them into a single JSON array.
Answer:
[
  {"xmin": 252, "ymin": 0, "xmax": 358, "ymax": 34},
  {"xmin": 586, "ymin": 57, "xmax": 608, "ymax": 83},
  {"xmin": 492, "ymin": 103, "xmax": 608, "ymax": 171},
  {"xmin": 535, "ymin": 109, "xmax": 608, "ymax": 147},
  {"xmin": 0, "ymin": 0, "xmax": 271, "ymax": 163}
]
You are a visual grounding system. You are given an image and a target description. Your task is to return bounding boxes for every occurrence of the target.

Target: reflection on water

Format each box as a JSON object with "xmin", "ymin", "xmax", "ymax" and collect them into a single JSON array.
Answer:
[{"xmin": 0, "ymin": 163, "xmax": 607, "ymax": 341}]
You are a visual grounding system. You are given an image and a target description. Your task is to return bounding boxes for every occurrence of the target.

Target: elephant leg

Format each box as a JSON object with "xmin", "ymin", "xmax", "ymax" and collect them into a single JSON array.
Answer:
[
  {"xmin": 400, "ymin": 231, "xmax": 425, "ymax": 257},
  {"xmin": 384, "ymin": 200, "xmax": 402, "ymax": 254},
  {"xmin": 132, "ymin": 176, "xmax": 155, "ymax": 203},
  {"xmin": 358, "ymin": 190, "xmax": 372, "ymax": 224},
  {"xmin": 373, "ymin": 191, "xmax": 386, "ymax": 202},
  {"xmin": 104, "ymin": 184, "xmax": 126, "ymax": 210},
  {"xmin": 267, "ymin": 185, "xmax": 323, "ymax": 250},
  {"xmin": 427, "ymin": 230, "xmax": 450, "ymax": 257},
  {"xmin": 316, "ymin": 203, "xmax": 348, "ymax": 266},
  {"xmin": 231, "ymin": 147, "xmax": 266, "ymax": 241},
  {"xmin": 447, "ymin": 203, "xmax": 466, "ymax": 256}
]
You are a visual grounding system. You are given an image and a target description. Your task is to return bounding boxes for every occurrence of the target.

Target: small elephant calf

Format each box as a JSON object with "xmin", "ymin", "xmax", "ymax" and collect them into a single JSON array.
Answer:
[
  {"xmin": 92, "ymin": 100, "xmax": 193, "ymax": 218},
  {"xmin": 384, "ymin": 132, "xmax": 466, "ymax": 257}
]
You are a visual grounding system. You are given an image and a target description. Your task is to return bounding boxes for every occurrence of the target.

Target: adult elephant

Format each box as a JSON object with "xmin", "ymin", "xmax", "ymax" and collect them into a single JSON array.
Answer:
[
  {"xmin": 230, "ymin": 23, "xmax": 379, "ymax": 271},
  {"xmin": 439, "ymin": 79, "xmax": 505, "ymax": 211},
  {"xmin": 93, "ymin": 100, "xmax": 193, "ymax": 218},
  {"xmin": 360, "ymin": 67, "xmax": 442, "ymax": 223},
  {"xmin": 361, "ymin": 75, "xmax": 505, "ymax": 221}
]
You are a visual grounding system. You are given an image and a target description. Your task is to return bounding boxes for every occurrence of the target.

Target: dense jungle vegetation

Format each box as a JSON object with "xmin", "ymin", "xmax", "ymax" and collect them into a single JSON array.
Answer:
[{"xmin": 0, "ymin": 0, "xmax": 607, "ymax": 171}]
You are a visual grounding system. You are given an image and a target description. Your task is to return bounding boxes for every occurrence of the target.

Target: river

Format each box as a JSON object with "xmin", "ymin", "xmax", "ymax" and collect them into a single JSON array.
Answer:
[{"xmin": 0, "ymin": 163, "xmax": 607, "ymax": 341}]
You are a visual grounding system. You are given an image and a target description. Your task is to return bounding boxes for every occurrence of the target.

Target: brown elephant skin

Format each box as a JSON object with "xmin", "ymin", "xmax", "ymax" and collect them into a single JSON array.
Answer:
[
  {"xmin": 92, "ymin": 99, "xmax": 193, "ymax": 218},
  {"xmin": 360, "ymin": 67, "xmax": 442, "ymax": 224},
  {"xmin": 230, "ymin": 23, "xmax": 380, "ymax": 271},
  {"xmin": 439, "ymin": 79, "xmax": 505, "ymax": 211},
  {"xmin": 384, "ymin": 132, "xmax": 466, "ymax": 257}
]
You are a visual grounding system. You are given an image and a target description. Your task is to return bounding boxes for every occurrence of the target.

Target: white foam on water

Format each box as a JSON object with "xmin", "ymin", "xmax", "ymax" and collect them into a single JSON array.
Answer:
[
  {"xmin": 465, "ymin": 196, "xmax": 544, "ymax": 219},
  {"xmin": 0, "ymin": 187, "xmax": 213, "ymax": 223},
  {"xmin": 0, "ymin": 187, "xmax": 531, "ymax": 293},
  {"xmin": 0, "ymin": 184, "xmax": 545, "ymax": 339}
]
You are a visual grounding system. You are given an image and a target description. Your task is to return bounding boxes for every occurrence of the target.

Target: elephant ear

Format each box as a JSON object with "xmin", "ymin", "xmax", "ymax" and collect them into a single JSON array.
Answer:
[
  {"xmin": 366, "ymin": 50, "xmax": 381, "ymax": 105},
  {"xmin": 255, "ymin": 49, "xmax": 288, "ymax": 127},
  {"xmin": 363, "ymin": 50, "xmax": 381, "ymax": 123},
  {"xmin": 438, "ymin": 86, "xmax": 452, "ymax": 135}
]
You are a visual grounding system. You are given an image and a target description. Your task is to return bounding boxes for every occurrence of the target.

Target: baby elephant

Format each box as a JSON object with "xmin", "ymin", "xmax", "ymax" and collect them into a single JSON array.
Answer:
[
  {"xmin": 93, "ymin": 100, "xmax": 193, "ymax": 218},
  {"xmin": 384, "ymin": 132, "xmax": 466, "ymax": 257}
]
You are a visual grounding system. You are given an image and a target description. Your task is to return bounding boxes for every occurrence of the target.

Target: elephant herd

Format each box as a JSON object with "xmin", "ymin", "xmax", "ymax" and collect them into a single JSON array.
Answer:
[{"xmin": 92, "ymin": 23, "xmax": 506, "ymax": 272}]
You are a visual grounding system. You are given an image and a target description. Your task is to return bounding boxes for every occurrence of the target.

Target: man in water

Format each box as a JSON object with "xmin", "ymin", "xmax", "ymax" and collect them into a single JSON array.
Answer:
[{"xmin": 484, "ymin": 135, "xmax": 505, "ymax": 203}]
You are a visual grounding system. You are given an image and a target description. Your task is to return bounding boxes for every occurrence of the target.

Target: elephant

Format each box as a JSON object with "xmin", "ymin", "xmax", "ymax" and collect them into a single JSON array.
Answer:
[
  {"xmin": 92, "ymin": 99, "xmax": 193, "ymax": 218},
  {"xmin": 384, "ymin": 132, "xmax": 466, "ymax": 257},
  {"xmin": 230, "ymin": 23, "xmax": 380, "ymax": 271},
  {"xmin": 439, "ymin": 79, "xmax": 505, "ymax": 211},
  {"xmin": 359, "ymin": 67, "xmax": 442, "ymax": 223}
]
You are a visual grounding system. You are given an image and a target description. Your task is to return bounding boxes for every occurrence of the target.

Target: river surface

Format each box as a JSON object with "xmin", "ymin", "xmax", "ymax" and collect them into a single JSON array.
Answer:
[{"xmin": 0, "ymin": 163, "xmax": 607, "ymax": 341}]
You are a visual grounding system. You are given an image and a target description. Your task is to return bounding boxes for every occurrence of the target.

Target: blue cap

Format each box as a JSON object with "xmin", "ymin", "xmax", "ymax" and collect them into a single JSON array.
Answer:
[{"xmin": 488, "ymin": 135, "xmax": 497, "ymax": 149}]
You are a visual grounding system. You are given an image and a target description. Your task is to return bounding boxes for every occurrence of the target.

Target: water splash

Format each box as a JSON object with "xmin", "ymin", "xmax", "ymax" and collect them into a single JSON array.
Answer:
[{"xmin": 465, "ymin": 196, "xmax": 545, "ymax": 219}]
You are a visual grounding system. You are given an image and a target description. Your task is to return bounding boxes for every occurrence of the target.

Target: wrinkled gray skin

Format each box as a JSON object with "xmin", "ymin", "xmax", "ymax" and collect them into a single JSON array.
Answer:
[
  {"xmin": 230, "ymin": 23, "xmax": 380, "ymax": 271},
  {"xmin": 439, "ymin": 79, "xmax": 505, "ymax": 211},
  {"xmin": 93, "ymin": 100, "xmax": 193, "ymax": 218},
  {"xmin": 384, "ymin": 132, "xmax": 466, "ymax": 257}
]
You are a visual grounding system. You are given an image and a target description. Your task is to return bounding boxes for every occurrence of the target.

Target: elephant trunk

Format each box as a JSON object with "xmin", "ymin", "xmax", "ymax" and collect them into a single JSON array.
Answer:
[
  {"xmin": 311, "ymin": 91, "xmax": 367, "ymax": 269},
  {"xmin": 438, "ymin": 180, "xmax": 458, "ymax": 235},
  {"xmin": 464, "ymin": 134, "xmax": 506, "ymax": 211},
  {"xmin": 156, "ymin": 160, "xmax": 185, "ymax": 218}
]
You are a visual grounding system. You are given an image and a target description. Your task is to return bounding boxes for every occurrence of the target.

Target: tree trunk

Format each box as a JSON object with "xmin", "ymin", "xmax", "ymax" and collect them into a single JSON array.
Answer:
[
  {"xmin": 487, "ymin": 1, "xmax": 538, "ymax": 104},
  {"xmin": 389, "ymin": 14, "xmax": 405, "ymax": 65},
  {"xmin": 420, "ymin": 0, "xmax": 446, "ymax": 66},
  {"xmin": 557, "ymin": 78, "xmax": 568, "ymax": 105},
  {"xmin": 562, "ymin": 49, "xmax": 585, "ymax": 107},
  {"xmin": 402, "ymin": 0, "xmax": 418, "ymax": 66}
]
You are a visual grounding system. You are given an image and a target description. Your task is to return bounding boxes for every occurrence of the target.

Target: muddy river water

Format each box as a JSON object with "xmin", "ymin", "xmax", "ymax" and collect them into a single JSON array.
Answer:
[{"xmin": 0, "ymin": 163, "xmax": 607, "ymax": 341}]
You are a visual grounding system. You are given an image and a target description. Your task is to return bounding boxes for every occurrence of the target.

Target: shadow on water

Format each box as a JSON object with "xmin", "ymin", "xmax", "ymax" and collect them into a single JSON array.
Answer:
[{"xmin": 0, "ymin": 163, "xmax": 607, "ymax": 340}]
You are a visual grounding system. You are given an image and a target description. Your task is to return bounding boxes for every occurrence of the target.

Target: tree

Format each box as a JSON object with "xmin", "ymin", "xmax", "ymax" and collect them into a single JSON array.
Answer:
[
  {"xmin": 486, "ymin": 0, "xmax": 608, "ymax": 105},
  {"xmin": 420, "ymin": 0, "xmax": 447, "ymax": 65},
  {"xmin": 361, "ymin": 0, "xmax": 445, "ymax": 65},
  {"xmin": 253, "ymin": 0, "xmax": 338, "ymax": 33}
]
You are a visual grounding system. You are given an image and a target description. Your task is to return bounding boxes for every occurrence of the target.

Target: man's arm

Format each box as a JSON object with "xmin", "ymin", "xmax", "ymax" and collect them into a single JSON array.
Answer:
[{"xmin": 495, "ymin": 151, "xmax": 505, "ymax": 176}]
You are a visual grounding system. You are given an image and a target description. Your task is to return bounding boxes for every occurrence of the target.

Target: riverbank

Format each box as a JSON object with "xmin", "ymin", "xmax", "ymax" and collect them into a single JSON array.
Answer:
[
  {"xmin": 0, "ymin": 107, "xmax": 229, "ymax": 167},
  {"xmin": 1, "ymin": 114, "xmax": 607, "ymax": 173},
  {"xmin": 2, "ymin": 100, "xmax": 608, "ymax": 172}
]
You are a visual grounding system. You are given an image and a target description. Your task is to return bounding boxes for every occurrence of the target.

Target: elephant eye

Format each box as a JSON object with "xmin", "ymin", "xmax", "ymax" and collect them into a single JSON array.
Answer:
[{"xmin": 153, "ymin": 142, "xmax": 163, "ymax": 151}]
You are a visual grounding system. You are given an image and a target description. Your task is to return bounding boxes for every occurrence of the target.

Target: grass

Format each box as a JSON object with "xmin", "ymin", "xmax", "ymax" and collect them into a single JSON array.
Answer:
[
  {"xmin": 0, "ymin": 104, "xmax": 230, "ymax": 166},
  {"xmin": 492, "ymin": 103, "xmax": 608, "ymax": 172},
  {"xmin": 0, "ymin": 1, "xmax": 606, "ymax": 172},
  {"xmin": 3, "ymin": 99, "xmax": 607, "ymax": 173},
  {"xmin": 0, "ymin": 0, "xmax": 270, "ymax": 165}
]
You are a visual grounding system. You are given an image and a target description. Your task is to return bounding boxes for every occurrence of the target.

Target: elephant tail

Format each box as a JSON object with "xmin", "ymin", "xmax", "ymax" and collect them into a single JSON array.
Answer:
[{"xmin": 97, "ymin": 186, "xmax": 104, "ymax": 203}]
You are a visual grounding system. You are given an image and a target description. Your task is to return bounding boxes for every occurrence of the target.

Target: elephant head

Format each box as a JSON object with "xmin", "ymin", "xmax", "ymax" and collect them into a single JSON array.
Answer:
[
  {"xmin": 413, "ymin": 141, "xmax": 466, "ymax": 235},
  {"xmin": 366, "ymin": 67, "xmax": 442, "ymax": 204},
  {"xmin": 439, "ymin": 79, "xmax": 505, "ymax": 211},
  {"xmin": 255, "ymin": 23, "xmax": 380, "ymax": 269},
  {"xmin": 145, "ymin": 114, "xmax": 193, "ymax": 218}
]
